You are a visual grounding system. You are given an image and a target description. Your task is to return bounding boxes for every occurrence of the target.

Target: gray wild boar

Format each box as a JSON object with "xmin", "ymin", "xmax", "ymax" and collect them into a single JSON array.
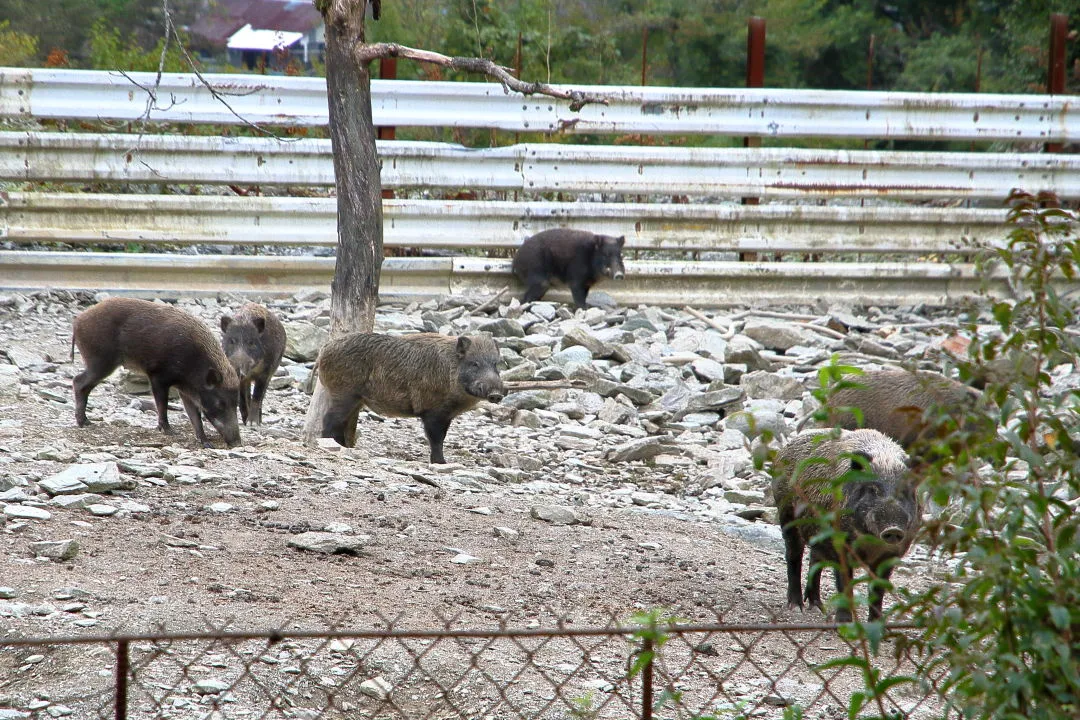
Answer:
[
  {"xmin": 316, "ymin": 332, "xmax": 505, "ymax": 463},
  {"xmin": 807, "ymin": 369, "xmax": 985, "ymax": 453},
  {"xmin": 72, "ymin": 297, "xmax": 241, "ymax": 448},
  {"xmin": 220, "ymin": 302, "xmax": 286, "ymax": 426},
  {"xmin": 772, "ymin": 428, "xmax": 920, "ymax": 622}
]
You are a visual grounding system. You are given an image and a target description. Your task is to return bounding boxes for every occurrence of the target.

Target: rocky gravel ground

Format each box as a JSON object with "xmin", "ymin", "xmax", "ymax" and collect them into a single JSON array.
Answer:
[{"xmin": 0, "ymin": 288, "xmax": 1055, "ymax": 720}]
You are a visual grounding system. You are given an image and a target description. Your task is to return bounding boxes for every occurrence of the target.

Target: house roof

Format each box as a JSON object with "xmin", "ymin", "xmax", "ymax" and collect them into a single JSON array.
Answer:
[
  {"xmin": 227, "ymin": 24, "xmax": 304, "ymax": 51},
  {"xmin": 190, "ymin": 0, "xmax": 322, "ymax": 48}
]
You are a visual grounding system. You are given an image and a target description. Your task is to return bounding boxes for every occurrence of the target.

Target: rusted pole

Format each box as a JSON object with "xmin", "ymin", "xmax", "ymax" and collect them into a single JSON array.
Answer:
[
  {"xmin": 378, "ymin": 57, "xmax": 398, "ymax": 200},
  {"xmin": 115, "ymin": 639, "xmax": 130, "ymax": 720},
  {"xmin": 740, "ymin": 17, "xmax": 766, "ymax": 262},
  {"xmin": 641, "ymin": 25, "xmax": 649, "ymax": 86},
  {"xmin": 1047, "ymin": 13, "xmax": 1068, "ymax": 153},
  {"xmin": 641, "ymin": 636, "xmax": 654, "ymax": 720}
]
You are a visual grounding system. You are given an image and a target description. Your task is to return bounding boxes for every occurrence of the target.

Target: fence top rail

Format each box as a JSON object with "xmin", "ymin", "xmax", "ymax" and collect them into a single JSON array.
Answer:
[
  {"xmin": 0, "ymin": 620, "xmax": 919, "ymax": 647},
  {"xmin": 2, "ymin": 66, "xmax": 1078, "ymax": 141}
]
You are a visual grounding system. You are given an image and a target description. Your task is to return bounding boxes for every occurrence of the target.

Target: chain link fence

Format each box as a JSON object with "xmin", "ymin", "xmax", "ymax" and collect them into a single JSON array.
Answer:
[{"xmin": 0, "ymin": 613, "xmax": 955, "ymax": 720}]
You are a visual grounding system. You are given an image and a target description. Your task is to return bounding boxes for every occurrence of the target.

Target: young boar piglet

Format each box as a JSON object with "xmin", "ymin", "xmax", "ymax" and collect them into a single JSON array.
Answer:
[{"xmin": 220, "ymin": 302, "xmax": 286, "ymax": 426}]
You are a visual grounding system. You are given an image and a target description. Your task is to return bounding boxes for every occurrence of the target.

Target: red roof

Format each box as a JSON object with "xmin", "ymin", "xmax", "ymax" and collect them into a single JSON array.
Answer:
[{"xmin": 190, "ymin": 0, "xmax": 322, "ymax": 48}]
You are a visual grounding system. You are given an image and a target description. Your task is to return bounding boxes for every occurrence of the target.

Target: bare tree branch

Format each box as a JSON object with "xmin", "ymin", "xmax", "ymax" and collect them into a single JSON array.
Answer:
[{"xmin": 354, "ymin": 43, "xmax": 608, "ymax": 111}]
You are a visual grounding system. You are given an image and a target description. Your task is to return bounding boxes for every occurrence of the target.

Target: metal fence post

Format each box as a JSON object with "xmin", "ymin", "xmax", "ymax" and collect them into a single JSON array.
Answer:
[
  {"xmin": 114, "ymin": 639, "xmax": 129, "ymax": 720},
  {"xmin": 740, "ymin": 17, "xmax": 766, "ymax": 262},
  {"xmin": 641, "ymin": 636, "xmax": 654, "ymax": 720},
  {"xmin": 1047, "ymin": 13, "xmax": 1068, "ymax": 153}
]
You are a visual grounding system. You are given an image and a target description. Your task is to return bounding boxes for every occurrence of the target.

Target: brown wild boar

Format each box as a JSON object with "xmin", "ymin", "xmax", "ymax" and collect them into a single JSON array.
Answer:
[
  {"xmin": 72, "ymin": 297, "xmax": 241, "ymax": 448},
  {"xmin": 772, "ymin": 428, "xmax": 920, "ymax": 623},
  {"xmin": 316, "ymin": 332, "xmax": 505, "ymax": 463},
  {"xmin": 220, "ymin": 302, "xmax": 286, "ymax": 426}
]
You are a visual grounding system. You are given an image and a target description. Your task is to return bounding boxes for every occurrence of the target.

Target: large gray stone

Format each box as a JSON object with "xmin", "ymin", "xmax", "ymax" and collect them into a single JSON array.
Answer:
[
  {"xmin": 551, "ymin": 346, "xmax": 594, "ymax": 367},
  {"xmin": 503, "ymin": 391, "xmax": 552, "ymax": 411},
  {"xmin": 685, "ymin": 387, "xmax": 745, "ymax": 414},
  {"xmin": 608, "ymin": 437, "xmax": 666, "ymax": 463},
  {"xmin": 561, "ymin": 327, "xmax": 616, "ymax": 358},
  {"xmin": 0, "ymin": 364, "xmax": 21, "ymax": 403},
  {"xmin": 283, "ymin": 322, "xmax": 329, "ymax": 362},
  {"xmin": 530, "ymin": 505, "xmax": 585, "ymax": 525},
  {"xmin": 41, "ymin": 463, "xmax": 123, "ymax": 495},
  {"xmin": 740, "ymin": 371, "xmax": 805, "ymax": 401},
  {"xmin": 287, "ymin": 532, "xmax": 373, "ymax": 555},
  {"xmin": 724, "ymin": 336, "xmax": 773, "ymax": 372},
  {"xmin": 725, "ymin": 408, "xmax": 788, "ymax": 440},
  {"xmin": 28, "ymin": 539, "xmax": 79, "ymax": 561},
  {"xmin": 691, "ymin": 357, "xmax": 726, "ymax": 383},
  {"xmin": 742, "ymin": 319, "xmax": 824, "ymax": 352},
  {"xmin": 479, "ymin": 318, "xmax": 525, "ymax": 338}
]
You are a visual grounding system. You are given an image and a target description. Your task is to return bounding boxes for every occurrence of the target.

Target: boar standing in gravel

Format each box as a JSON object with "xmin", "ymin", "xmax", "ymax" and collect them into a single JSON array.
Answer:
[
  {"xmin": 512, "ymin": 229, "xmax": 626, "ymax": 309},
  {"xmin": 772, "ymin": 428, "xmax": 920, "ymax": 622},
  {"xmin": 806, "ymin": 369, "xmax": 985, "ymax": 456},
  {"xmin": 220, "ymin": 303, "xmax": 286, "ymax": 426},
  {"xmin": 315, "ymin": 332, "xmax": 505, "ymax": 464},
  {"xmin": 72, "ymin": 297, "xmax": 241, "ymax": 448}
]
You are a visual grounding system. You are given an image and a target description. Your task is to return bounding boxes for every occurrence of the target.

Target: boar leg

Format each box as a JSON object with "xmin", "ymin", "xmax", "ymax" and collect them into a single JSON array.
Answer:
[
  {"xmin": 249, "ymin": 376, "xmax": 270, "ymax": 426},
  {"xmin": 322, "ymin": 396, "xmax": 361, "ymax": 447},
  {"xmin": 73, "ymin": 356, "xmax": 120, "ymax": 426},
  {"xmin": 832, "ymin": 565, "xmax": 856, "ymax": 624},
  {"xmin": 867, "ymin": 564, "xmax": 894, "ymax": 621},
  {"xmin": 568, "ymin": 280, "xmax": 590, "ymax": 310},
  {"xmin": 780, "ymin": 511, "xmax": 805, "ymax": 610},
  {"xmin": 421, "ymin": 411, "xmax": 453, "ymax": 464},
  {"xmin": 179, "ymin": 391, "xmax": 211, "ymax": 448},
  {"xmin": 521, "ymin": 274, "xmax": 550, "ymax": 303},
  {"xmin": 149, "ymin": 377, "xmax": 175, "ymax": 435},
  {"xmin": 804, "ymin": 546, "xmax": 826, "ymax": 613},
  {"xmin": 238, "ymin": 379, "xmax": 251, "ymax": 425}
]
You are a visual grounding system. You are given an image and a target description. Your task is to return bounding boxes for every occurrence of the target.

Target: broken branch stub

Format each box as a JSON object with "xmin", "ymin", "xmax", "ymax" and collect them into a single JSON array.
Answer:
[{"xmin": 353, "ymin": 43, "xmax": 609, "ymax": 111}]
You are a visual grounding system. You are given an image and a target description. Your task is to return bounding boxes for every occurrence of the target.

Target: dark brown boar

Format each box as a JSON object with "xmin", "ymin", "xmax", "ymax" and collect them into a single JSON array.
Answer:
[
  {"xmin": 316, "ymin": 332, "xmax": 505, "ymax": 463},
  {"xmin": 808, "ymin": 369, "xmax": 985, "ymax": 454},
  {"xmin": 220, "ymin": 303, "xmax": 286, "ymax": 426},
  {"xmin": 512, "ymin": 229, "xmax": 626, "ymax": 309},
  {"xmin": 72, "ymin": 297, "xmax": 241, "ymax": 448},
  {"xmin": 772, "ymin": 428, "xmax": 919, "ymax": 622}
]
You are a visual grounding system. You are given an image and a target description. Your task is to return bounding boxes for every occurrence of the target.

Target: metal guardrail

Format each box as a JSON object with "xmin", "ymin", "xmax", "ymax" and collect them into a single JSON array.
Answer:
[
  {"xmin": 0, "ymin": 192, "xmax": 1004, "ymax": 254},
  {"xmin": 0, "ymin": 250, "xmax": 1026, "ymax": 306},
  {"xmin": 3, "ymin": 132, "xmax": 1077, "ymax": 200},
  {"xmin": 1, "ymin": 67, "xmax": 1077, "ymax": 141}
]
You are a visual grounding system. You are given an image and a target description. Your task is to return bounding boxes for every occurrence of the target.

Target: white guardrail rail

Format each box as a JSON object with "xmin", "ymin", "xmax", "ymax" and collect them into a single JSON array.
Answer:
[
  {"xmin": 1, "ymin": 67, "xmax": 1078, "ymax": 141},
  {"xmin": 0, "ymin": 193, "xmax": 1004, "ymax": 254},
  {"xmin": 2, "ymin": 132, "xmax": 1078, "ymax": 201},
  {"xmin": 0, "ymin": 68, "xmax": 1077, "ymax": 303}
]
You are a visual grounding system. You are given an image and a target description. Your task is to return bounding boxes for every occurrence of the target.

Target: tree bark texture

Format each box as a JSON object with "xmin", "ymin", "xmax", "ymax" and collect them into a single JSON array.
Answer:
[
  {"xmin": 303, "ymin": 0, "xmax": 381, "ymax": 444},
  {"xmin": 323, "ymin": 6, "xmax": 383, "ymax": 337}
]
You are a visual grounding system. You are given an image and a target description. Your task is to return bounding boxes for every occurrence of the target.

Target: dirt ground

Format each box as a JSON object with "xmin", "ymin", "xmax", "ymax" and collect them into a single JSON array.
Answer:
[{"xmin": 0, "ymin": 298, "xmax": 946, "ymax": 720}]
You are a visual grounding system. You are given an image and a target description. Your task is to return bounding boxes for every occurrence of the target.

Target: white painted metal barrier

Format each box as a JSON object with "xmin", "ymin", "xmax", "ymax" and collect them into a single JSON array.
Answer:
[
  {"xmin": 0, "ymin": 192, "xmax": 1005, "ymax": 254},
  {"xmin": 0, "ymin": 249, "xmax": 1031, "ymax": 307},
  {"xmin": 1, "ymin": 68, "xmax": 1078, "ymax": 141},
  {"xmin": 3, "ymin": 132, "xmax": 1077, "ymax": 200}
]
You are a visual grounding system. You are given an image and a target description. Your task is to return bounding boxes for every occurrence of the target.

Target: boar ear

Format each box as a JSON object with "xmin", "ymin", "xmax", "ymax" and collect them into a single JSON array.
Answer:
[
  {"xmin": 850, "ymin": 450, "xmax": 873, "ymax": 472},
  {"xmin": 253, "ymin": 317, "xmax": 266, "ymax": 334},
  {"xmin": 205, "ymin": 368, "xmax": 223, "ymax": 389},
  {"xmin": 594, "ymin": 235, "xmax": 605, "ymax": 249},
  {"xmin": 456, "ymin": 336, "xmax": 471, "ymax": 357},
  {"xmin": 616, "ymin": 235, "xmax": 626, "ymax": 248},
  {"xmin": 220, "ymin": 316, "xmax": 232, "ymax": 332}
]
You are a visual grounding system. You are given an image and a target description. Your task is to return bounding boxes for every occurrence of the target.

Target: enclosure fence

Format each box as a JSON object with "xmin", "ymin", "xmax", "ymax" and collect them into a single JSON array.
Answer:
[{"xmin": 1, "ymin": 615, "xmax": 955, "ymax": 720}]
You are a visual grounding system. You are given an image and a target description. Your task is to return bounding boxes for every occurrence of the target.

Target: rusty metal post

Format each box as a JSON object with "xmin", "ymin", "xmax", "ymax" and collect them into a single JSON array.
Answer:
[
  {"xmin": 1047, "ymin": 13, "xmax": 1068, "ymax": 152},
  {"xmin": 740, "ymin": 17, "xmax": 766, "ymax": 261},
  {"xmin": 115, "ymin": 640, "xmax": 130, "ymax": 720},
  {"xmin": 378, "ymin": 57, "xmax": 397, "ymax": 200},
  {"xmin": 641, "ymin": 637, "xmax": 654, "ymax": 720},
  {"xmin": 641, "ymin": 26, "xmax": 649, "ymax": 86}
]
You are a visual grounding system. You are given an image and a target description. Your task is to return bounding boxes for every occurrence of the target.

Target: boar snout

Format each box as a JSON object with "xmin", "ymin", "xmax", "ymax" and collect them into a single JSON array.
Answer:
[
  {"xmin": 879, "ymin": 526, "xmax": 908, "ymax": 545},
  {"xmin": 487, "ymin": 388, "xmax": 505, "ymax": 403}
]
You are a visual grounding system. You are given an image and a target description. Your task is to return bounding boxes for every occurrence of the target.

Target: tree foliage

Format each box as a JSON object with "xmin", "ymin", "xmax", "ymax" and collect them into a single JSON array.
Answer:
[{"xmin": 3, "ymin": 0, "xmax": 1079, "ymax": 95}]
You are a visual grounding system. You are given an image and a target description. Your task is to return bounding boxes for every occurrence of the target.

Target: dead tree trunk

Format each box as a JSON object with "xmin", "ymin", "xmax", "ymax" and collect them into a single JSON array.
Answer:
[{"xmin": 302, "ymin": 0, "xmax": 382, "ymax": 444}]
